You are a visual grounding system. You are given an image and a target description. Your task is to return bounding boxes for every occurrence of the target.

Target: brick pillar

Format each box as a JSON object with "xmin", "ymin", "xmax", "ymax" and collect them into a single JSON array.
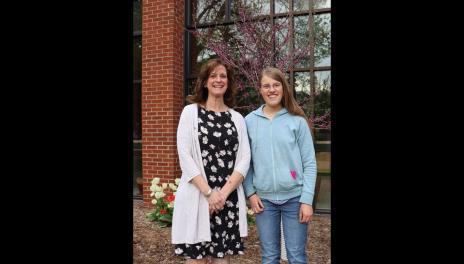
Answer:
[{"xmin": 142, "ymin": 0, "xmax": 184, "ymax": 207}]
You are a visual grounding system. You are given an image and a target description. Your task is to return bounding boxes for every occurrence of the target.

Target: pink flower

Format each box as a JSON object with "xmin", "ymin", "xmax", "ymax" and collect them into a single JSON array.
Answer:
[{"xmin": 290, "ymin": 170, "xmax": 297, "ymax": 180}]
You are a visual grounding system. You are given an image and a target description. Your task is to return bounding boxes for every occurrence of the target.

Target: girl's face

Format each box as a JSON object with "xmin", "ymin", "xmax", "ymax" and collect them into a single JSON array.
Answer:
[
  {"xmin": 260, "ymin": 74, "xmax": 283, "ymax": 108},
  {"xmin": 206, "ymin": 65, "xmax": 228, "ymax": 98}
]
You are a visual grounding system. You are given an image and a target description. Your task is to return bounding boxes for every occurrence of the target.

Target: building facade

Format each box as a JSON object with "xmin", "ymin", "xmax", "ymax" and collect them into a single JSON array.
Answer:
[{"xmin": 133, "ymin": 0, "xmax": 331, "ymax": 212}]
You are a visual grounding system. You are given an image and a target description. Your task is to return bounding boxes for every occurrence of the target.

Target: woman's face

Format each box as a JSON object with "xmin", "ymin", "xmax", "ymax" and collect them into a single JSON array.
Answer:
[
  {"xmin": 260, "ymin": 74, "xmax": 283, "ymax": 108},
  {"xmin": 206, "ymin": 65, "xmax": 228, "ymax": 98}
]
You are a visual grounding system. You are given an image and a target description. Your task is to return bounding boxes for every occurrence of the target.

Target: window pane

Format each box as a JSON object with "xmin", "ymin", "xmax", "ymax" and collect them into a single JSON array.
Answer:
[
  {"xmin": 314, "ymin": 70, "xmax": 331, "ymax": 211},
  {"xmin": 294, "ymin": 72, "xmax": 311, "ymax": 117},
  {"xmin": 133, "ymin": 0, "xmax": 142, "ymax": 32},
  {"xmin": 294, "ymin": 15, "xmax": 310, "ymax": 68},
  {"xmin": 133, "ymin": 139, "xmax": 142, "ymax": 196},
  {"xmin": 315, "ymin": 0, "xmax": 331, "ymax": 9},
  {"xmin": 232, "ymin": 0, "xmax": 270, "ymax": 18},
  {"xmin": 193, "ymin": 0, "xmax": 226, "ymax": 24},
  {"xmin": 315, "ymin": 174, "xmax": 330, "ymax": 210},
  {"xmin": 133, "ymin": 37, "xmax": 142, "ymax": 80},
  {"xmin": 275, "ymin": 0, "xmax": 289, "ymax": 14},
  {"xmin": 314, "ymin": 13, "xmax": 331, "ymax": 67},
  {"xmin": 314, "ymin": 71, "xmax": 330, "ymax": 120},
  {"xmin": 293, "ymin": 0, "xmax": 309, "ymax": 12},
  {"xmin": 133, "ymin": 82, "xmax": 142, "ymax": 140},
  {"xmin": 275, "ymin": 17, "xmax": 291, "ymax": 69}
]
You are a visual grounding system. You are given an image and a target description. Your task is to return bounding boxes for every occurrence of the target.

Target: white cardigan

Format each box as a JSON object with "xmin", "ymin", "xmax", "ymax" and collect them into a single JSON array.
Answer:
[{"xmin": 171, "ymin": 103, "xmax": 251, "ymax": 244}]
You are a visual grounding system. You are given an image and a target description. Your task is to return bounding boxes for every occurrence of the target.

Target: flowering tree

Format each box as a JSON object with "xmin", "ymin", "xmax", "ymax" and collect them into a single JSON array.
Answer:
[{"xmin": 190, "ymin": 0, "xmax": 331, "ymax": 129}]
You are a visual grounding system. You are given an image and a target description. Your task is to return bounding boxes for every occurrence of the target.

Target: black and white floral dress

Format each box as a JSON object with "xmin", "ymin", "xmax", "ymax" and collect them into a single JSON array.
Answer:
[{"xmin": 174, "ymin": 105, "xmax": 244, "ymax": 259}]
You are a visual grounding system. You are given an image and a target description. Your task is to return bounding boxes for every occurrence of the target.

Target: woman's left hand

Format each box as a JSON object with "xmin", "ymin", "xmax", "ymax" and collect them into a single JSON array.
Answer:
[{"xmin": 299, "ymin": 203, "xmax": 313, "ymax": 223}]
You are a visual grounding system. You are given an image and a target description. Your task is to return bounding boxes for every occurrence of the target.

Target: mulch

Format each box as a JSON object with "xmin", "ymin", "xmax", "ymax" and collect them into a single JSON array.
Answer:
[{"xmin": 133, "ymin": 200, "xmax": 330, "ymax": 263}]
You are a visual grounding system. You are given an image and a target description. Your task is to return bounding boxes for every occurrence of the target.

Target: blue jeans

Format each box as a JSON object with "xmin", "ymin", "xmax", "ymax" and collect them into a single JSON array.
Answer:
[{"xmin": 255, "ymin": 196, "xmax": 309, "ymax": 264}]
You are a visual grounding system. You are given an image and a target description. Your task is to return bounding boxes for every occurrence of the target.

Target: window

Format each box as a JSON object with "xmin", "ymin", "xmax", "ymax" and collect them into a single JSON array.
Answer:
[{"xmin": 186, "ymin": 0, "xmax": 331, "ymax": 212}]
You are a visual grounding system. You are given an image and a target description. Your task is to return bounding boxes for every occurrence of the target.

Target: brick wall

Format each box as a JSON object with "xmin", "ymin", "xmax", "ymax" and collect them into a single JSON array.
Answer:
[{"xmin": 142, "ymin": 0, "xmax": 184, "ymax": 207}]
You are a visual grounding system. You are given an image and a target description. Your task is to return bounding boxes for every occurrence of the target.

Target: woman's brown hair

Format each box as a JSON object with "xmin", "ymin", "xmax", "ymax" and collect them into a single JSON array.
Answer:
[
  {"xmin": 260, "ymin": 67, "xmax": 307, "ymax": 120},
  {"xmin": 187, "ymin": 58, "xmax": 237, "ymax": 107}
]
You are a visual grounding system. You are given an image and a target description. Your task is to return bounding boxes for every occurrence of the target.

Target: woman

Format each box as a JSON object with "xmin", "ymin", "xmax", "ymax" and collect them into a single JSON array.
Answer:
[
  {"xmin": 243, "ymin": 67, "xmax": 317, "ymax": 264},
  {"xmin": 172, "ymin": 58, "xmax": 251, "ymax": 264}
]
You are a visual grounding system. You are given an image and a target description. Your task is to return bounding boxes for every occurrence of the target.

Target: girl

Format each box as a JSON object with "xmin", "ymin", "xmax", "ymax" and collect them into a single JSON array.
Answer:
[{"xmin": 243, "ymin": 67, "xmax": 317, "ymax": 264}]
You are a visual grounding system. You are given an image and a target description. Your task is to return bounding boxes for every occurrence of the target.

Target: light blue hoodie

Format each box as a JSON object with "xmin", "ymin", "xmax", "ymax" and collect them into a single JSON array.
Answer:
[{"xmin": 243, "ymin": 105, "xmax": 317, "ymax": 205}]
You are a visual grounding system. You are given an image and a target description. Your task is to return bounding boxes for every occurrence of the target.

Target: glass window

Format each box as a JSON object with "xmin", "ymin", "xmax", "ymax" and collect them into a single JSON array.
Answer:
[
  {"xmin": 193, "ymin": 0, "xmax": 226, "ymax": 24},
  {"xmin": 133, "ymin": 37, "xmax": 142, "ymax": 80},
  {"xmin": 232, "ymin": 0, "xmax": 270, "ymax": 18},
  {"xmin": 314, "ymin": 0, "xmax": 331, "ymax": 9},
  {"xmin": 314, "ymin": 13, "xmax": 331, "ymax": 67},
  {"xmin": 315, "ymin": 174, "xmax": 330, "ymax": 210},
  {"xmin": 133, "ymin": 82, "xmax": 142, "ymax": 140},
  {"xmin": 293, "ymin": 0, "xmax": 309, "ymax": 12},
  {"xmin": 294, "ymin": 71, "xmax": 311, "ymax": 116},
  {"xmin": 294, "ymin": 15, "xmax": 310, "ymax": 68},
  {"xmin": 275, "ymin": 0, "xmax": 289, "ymax": 14},
  {"xmin": 133, "ymin": 139, "xmax": 143, "ymax": 196},
  {"xmin": 133, "ymin": 0, "xmax": 142, "ymax": 33},
  {"xmin": 314, "ymin": 70, "xmax": 330, "ymax": 118}
]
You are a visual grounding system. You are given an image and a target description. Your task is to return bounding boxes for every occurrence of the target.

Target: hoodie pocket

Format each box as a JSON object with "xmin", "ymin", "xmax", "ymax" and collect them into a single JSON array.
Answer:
[{"xmin": 276, "ymin": 168, "xmax": 302, "ymax": 192}]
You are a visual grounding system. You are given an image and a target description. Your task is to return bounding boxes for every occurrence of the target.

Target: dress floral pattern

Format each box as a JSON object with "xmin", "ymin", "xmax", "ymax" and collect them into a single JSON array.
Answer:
[{"xmin": 174, "ymin": 105, "xmax": 244, "ymax": 259}]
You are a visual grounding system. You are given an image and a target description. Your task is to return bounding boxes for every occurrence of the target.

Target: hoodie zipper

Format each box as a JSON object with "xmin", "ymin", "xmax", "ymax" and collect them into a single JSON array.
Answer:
[{"xmin": 269, "ymin": 119, "xmax": 277, "ymax": 198}]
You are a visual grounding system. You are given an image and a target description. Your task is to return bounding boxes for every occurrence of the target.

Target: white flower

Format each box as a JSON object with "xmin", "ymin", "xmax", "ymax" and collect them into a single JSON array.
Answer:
[
  {"xmin": 202, "ymin": 150, "xmax": 209, "ymax": 157},
  {"xmin": 233, "ymin": 143, "xmax": 238, "ymax": 151},
  {"xmin": 227, "ymin": 150, "xmax": 232, "ymax": 156},
  {"xmin": 218, "ymin": 177, "xmax": 223, "ymax": 182},
  {"xmin": 155, "ymin": 191, "xmax": 165, "ymax": 199},
  {"xmin": 152, "ymin": 177, "xmax": 160, "ymax": 185},
  {"xmin": 207, "ymin": 121, "xmax": 214, "ymax": 127},
  {"xmin": 226, "ymin": 201, "xmax": 234, "ymax": 207},
  {"xmin": 200, "ymin": 126, "xmax": 208, "ymax": 134},
  {"xmin": 217, "ymin": 252, "xmax": 224, "ymax": 258},
  {"xmin": 162, "ymin": 183, "xmax": 168, "ymax": 189},
  {"xmin": 150, "ymin": 192, "xmax": 155, "ymax": 197},
  {"xmin": 224, "ymin": 122, "xmax": 231, "ymax": 128},
  {"xmin": 155, "ymin": 185, "xmax": 164, "ymax": 192},
  {"xmin": 208, "ymin": 114, "xmax": 214, "ymax": 120},
  {"xmin": 217, "ymin": 158, "xmax": 224, "ymax": 168},
  {"xmin": 209, "ymin": 144, "xmax": 215, "ymax": 149},
  {"xmin": 149, "ymin": 184, "xmax": 157, "ymax": 192},
  {"xmin": 151, "ymin": 199, "xmax": 157, "ymax": 205},
  {"xmin": 209, "ymin": 175, "xmax": 217, "ymax": 182},
  {"xmin": 208, "ymin": 155, "xmax": 212, "ymax": 161},
  {"xmin": 213, "ymin": 131, "xmax": 221, "ymax": 137},
  {"xmin": 227, "ymin": 249, "xmax": 234, "ymax": 254},
  {"xmin": 227, "ymin": 129, "xmax": 232, "ymax": 135},
  {"xmin": 211, "ymin": 165, "xmax": 217, "ymax": 173},
  {"xmin": 224, "ymin": 139, "xmax": 229, "ymax": 146},
  {"xmin": 202, "ymin": 136, "xmax": 208, "ymax": 144},
  {"xmin": 247, "ymin": 209, "xmax": 254, "ymax": 215},
  {"xmin": 219, "ymin": 150, "xmax": 226, "ymax": 156},
  {"xmin": 215, "ymin": 216, "xmax": 222, "ymax": 225},
  {"xmin": 231, "ymin": 234, "xmax": 235, "ymax": 240},
  {"xmin": 169, "ymin": 183, "xmax": 177, "ymax": 191},
  {"xmin": 203, "ymin": 159, "xmax": 208, "ymax": 166},
  {"xmin": 175, "ymin": 248, "xmax": 183, "ymax": 254},
  {"xmin": 228, "ymin": 161, "xmax": 234, "ymax": 169},
  {"xmin": 232, "ymin": 127, "xmax": 236, "ymax": 132},
  {"xmin": 175, "ymin": 178, "xmax": 180, "ymax": 185},
  {"xmin": 228, "ymin": 221, "xmax": 233, "ymax": 228},
  {"xmin": 216, "ymin": 123, "xmax": 222, "ymax": 128}
]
